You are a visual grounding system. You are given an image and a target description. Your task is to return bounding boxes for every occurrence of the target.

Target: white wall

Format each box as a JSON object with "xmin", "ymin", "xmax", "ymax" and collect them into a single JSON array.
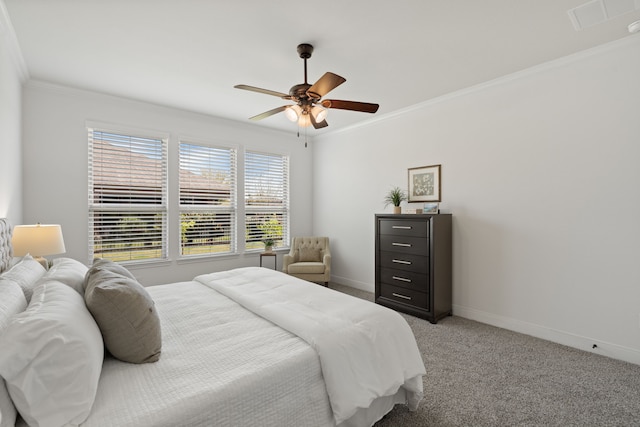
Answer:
[
  {"xmin": 313, "ymin": 36, "xmax": 640, "ymax": 364},
  {"xmin": 21, "ymin": 82, "xmax": 314, "ymax": 285},
  {"xmin": 0, "ymin": 5, "xmax": 24, "ymax": 223}
]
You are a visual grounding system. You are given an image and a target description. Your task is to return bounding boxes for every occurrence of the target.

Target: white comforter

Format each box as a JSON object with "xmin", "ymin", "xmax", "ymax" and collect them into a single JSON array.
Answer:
[
  {"xmin": 77, "ymin": 280, "xmax": 335, "ymax": 427},
  {"xmin": 195, "ymin": 267, "xmax": 426, "ymax": 425}
]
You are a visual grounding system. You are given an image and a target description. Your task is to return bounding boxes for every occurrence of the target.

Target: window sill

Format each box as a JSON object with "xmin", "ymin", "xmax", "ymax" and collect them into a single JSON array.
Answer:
[{"xmin": 121, "ymin": 259, "xmax": 173, "ymax": 270}]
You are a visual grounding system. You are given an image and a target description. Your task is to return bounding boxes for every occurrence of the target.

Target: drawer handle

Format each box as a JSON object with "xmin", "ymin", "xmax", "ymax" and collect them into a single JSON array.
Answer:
[
  {"xmin": 392, "ymin": 226, "xmax": 412, "ymax": 230},
  {"xmin": 392, "ymin": 259, "xmax": 412, "ymax": 265},
  {"xmin": 392, "ymin": 293, "xmax": 412, "ymax": 300},
  {"xmin": 392, "ymin": 242, "xmax": 411, "ymax": 247},
  {"xmin": 392, "ymin": 276, "xmax": 411, "ymax": 283}
]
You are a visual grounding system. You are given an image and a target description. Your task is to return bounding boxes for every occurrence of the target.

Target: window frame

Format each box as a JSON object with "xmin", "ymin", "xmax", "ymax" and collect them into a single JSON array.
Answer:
[
  {"xmin": 244, "ymin": 149, "xmax": 290, "ymax": 252},
  {"xmin": 178, "ymin": 140, "xmax": 237, "ymax": 259},
  {"xmin": 87, "ymin": 125, "xmax": 169, "ymax": 265}
]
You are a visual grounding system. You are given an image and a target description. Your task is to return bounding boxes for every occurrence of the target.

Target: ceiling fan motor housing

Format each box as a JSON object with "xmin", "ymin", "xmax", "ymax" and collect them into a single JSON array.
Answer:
[{"xmin": 289, "ymin": 83, "xmax": 313, "ymax": 100}]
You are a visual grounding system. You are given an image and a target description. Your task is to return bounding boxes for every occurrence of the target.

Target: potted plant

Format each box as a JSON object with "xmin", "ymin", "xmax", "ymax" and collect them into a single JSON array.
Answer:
[
  {"xmin": 262, "ymin": 238, "xmax": 275, "ymax": 253},
  {"xmin": 384, "ymin": 186, "xmax": 407, "ymax": 214}
]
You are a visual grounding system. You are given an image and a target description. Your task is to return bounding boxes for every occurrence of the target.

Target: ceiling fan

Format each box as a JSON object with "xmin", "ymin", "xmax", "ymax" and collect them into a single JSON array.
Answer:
[{"xmin": 234, "ymin": 43, "xmax": 379, "ymax": 129}]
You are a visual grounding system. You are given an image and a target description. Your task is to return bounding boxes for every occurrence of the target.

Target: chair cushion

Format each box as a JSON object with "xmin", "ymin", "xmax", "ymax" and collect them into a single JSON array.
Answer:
[
  {"xmin": 298, "ymin": 248, "xmax": 321, "ymax": 262},
  {"xmin": 288, "ymin": 262, "xmax": 326, "ymax": 274}
]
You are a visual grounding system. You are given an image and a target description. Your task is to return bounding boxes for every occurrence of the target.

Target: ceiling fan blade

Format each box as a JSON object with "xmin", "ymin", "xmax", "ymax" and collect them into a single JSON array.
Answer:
[
  {"xmin": 321, "ymin": 99, "xmax": 379, "ymax": 113},
  {"xmin": 234, "ymin": 85, "xmax": 291, "ymax": 99},
  {"xmin": 249, "ymin": 106, "xmax": 288, "ymax": 121},
  {"xmin": 307, "ymin": 72, "xmax": 346, "ymax": 99},
  {"xmin": 310, "ymin": 114, "xmax": 328, "ymax": 129}
]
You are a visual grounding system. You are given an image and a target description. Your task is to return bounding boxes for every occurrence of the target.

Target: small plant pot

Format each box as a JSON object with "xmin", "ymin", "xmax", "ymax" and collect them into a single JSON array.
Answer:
[
  {"xmin": 393, "ymin": 206, "xmax": 401, "ymax": 214},
  {"xmin": 264, "ymin": 246, "xmax": 273, "ymax": 253}
]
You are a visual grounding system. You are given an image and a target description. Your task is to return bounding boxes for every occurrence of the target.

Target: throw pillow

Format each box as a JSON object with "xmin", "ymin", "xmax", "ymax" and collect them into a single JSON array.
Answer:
[
  {"xmin": 299, "ymin": 247, "xmax": 322, "ymax": 262},
  {"xmin": 83, "ymin": 258, "xmax": 136, "ymax": 291},
  {"xmin": 84, "ymin": 260, "xmax": 162, "ymax": 364}
]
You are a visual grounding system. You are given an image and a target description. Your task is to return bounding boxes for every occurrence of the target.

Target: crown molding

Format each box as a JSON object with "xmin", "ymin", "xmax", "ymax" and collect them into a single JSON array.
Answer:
[
  {"xmin": 0, "ymin": 0, "xmax": 29, "ymax": 82},
  {"xmin": 319, "ymin": 34, "xmax": 640, "ymax": 139}
]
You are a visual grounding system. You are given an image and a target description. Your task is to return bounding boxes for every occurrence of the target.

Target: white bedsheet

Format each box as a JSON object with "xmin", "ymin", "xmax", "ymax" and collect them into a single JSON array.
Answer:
[
  {"xmin": 79, "ymin": 280, "xmax": 334, "ymax": 427},
  {"xmin": 195, "ymin": 267, "xmax": 426, "ymax": 425}
]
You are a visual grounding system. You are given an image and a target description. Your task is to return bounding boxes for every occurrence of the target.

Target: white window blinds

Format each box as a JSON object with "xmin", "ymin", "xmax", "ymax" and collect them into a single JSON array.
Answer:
[
  {"xmin": 88, "ymin": 128, "xmax": 168, "ymax": 263},
  {"xmin": 179, "ymin": 142, "xmax": 237, "ymax": 256},
  {"xmin": 244, "ymin": 151, "xmax": 289, "ymax": 250}
]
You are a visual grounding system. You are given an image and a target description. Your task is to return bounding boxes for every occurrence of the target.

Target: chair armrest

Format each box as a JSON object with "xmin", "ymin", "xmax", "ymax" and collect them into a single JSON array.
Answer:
[
  {"xmin": 323, "ymin": 254, "xmax": 331, "ymax": 275},
  {"xmin": 282, "ymin": 254, "xmax": 294, "ymax": 272},
  {"xmin": 323, "ymin": 253, "xmax": 331, "ymax": 266}
]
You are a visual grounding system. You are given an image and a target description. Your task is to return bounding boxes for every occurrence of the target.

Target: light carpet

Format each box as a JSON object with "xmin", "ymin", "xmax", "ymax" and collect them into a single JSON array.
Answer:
[{"xmin": 329, "ymin": 283, "xmax": 640, "ymax": 427}]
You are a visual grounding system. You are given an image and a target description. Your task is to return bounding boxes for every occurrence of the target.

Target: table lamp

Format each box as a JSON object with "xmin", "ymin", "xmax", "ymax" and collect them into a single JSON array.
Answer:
[{"xmin": 11, "ymin": 223, "xmax": 66, "ymax": 269}]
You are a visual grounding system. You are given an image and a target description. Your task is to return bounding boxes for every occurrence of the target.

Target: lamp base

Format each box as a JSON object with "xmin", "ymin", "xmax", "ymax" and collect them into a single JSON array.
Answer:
[{"xmin": 33, "ymin": 256, "xmax": 49, "ymax": 270}]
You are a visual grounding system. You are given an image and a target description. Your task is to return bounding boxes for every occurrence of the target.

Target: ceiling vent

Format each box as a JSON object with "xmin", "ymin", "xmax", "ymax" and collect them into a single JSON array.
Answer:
[{"xmin": 568, "ymin": 0, "xmax": 640, "ymax": 30}]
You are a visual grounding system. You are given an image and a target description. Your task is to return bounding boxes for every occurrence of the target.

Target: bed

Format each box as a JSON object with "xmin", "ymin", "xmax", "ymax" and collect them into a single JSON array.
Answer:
[{"xmin": 0, "ymin": 218, "xmax": 425, "ymax": 427}]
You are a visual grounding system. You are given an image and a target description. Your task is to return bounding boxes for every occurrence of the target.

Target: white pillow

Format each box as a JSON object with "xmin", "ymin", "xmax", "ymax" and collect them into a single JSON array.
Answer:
[
  {"xmin": 0, "ymin": 281, "xmax": 104, "ymax": 427},
  {"xmin": 0, "ymin": 254, "xmax": 46, "ymax": 302},
  {"xmin": 36, "ymin": 257, "xmax": 88, "ymax": 296},
  {"xmin": 0, "ymin": 280, "xmax": 27, "ymax": 427}
]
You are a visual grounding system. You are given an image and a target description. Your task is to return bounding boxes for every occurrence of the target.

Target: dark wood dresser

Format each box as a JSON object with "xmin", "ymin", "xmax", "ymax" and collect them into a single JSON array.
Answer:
[{"xmin": 375, "ymin": 214, "xmax": 452, "ymax": 323}]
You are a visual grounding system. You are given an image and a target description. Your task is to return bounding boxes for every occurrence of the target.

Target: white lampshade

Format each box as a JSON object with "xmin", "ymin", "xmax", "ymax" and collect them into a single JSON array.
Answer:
[
  {"xmin": 311, "ymin": 105, "xmax": 328, "ymax": 122},
  {"xmin": 12, "ymin": 224, "xmax": 66, "ymax": 258},
  {"xmin": 285, "ymin": 105, "xmax": 302, "ymax": 122},
  {"xmin": 298, "ymin": 113, "xmax": 312, "ymax": 127}
]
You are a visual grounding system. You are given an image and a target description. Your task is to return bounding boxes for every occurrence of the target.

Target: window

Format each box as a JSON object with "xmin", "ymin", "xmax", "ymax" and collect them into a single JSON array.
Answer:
[
  {"xmin": 179, "ymin": 142, "xmax": 237, "ymax": 256},
  {"xmin": 88, "ymin": 128, "xmax": 168, "ymax": 263},
  {"xmin": 244, "ymin": 151, "xmax": 289, "ymax": 250}
]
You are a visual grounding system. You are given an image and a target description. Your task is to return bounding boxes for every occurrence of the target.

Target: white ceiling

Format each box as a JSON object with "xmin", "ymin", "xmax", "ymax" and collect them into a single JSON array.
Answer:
[{"xmin": 4, "ymin": 0, "xmax": 640, "ymax": 135}]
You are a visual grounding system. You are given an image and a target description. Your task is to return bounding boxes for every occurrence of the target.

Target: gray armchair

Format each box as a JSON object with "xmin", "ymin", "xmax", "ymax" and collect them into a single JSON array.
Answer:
[{"xmin": 282, "ymin": 236, "xmax": 331, "ymax": 286}]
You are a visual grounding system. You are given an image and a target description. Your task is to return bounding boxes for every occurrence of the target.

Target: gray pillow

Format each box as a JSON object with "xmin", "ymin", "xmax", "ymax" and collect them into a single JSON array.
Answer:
[
  {"xmin": 84, "ymin": 260, "xmax": 161, "ymax": 364},
  {"xmin": 83, "ymin": 258, "xmax": 136, "ymax": 290}
]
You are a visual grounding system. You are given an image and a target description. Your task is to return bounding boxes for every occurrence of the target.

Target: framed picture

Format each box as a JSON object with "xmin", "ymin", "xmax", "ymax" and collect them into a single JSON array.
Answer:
[
  {"xmin": 408, "ymin": 164, "xmax": 441, "ymax": 202},
  {"xmin": 423, "ymin": 203, "xmax": 439, "ymax": 213}
]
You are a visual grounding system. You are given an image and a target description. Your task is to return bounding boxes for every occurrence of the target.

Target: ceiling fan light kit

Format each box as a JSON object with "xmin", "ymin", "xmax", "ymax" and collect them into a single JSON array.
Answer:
[
  {"xmin": 285, "ymin": 105, "xmax": 302, "ymax": 122},
  {"xmin": 234, "ymin": 43, "xmax": 379, "ymax": 131},
  {"xmin": 298, "ymin": 114, "xmax": 311, "ymax": 128},
  {"xmin": 311, "ymin": 105, "xmax": 328, "ymax": 122}
]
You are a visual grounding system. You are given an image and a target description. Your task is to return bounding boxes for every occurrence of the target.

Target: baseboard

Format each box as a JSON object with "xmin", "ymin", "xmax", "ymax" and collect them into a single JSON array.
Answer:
[
  {"xmin": 330, "ymin": 280, "xmax": 640, "ymax": 366},
  {"xmin": 330, "ymin": 275, "xmax": 373, "ymax": 293},
  {"xmin": 453, "ymin": 304, "xmax": 640, "ymax": 366}
]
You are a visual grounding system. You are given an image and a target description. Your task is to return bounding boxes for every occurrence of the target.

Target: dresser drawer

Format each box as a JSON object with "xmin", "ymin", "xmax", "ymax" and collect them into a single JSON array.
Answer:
[
  {"xmin": 375, "ymin": 213, "xmax": 451, "ymax": 324},
  {"xmin": 380, "ymin": 283, "xmax": 428, "ymax": 309},
  {"xmin": 380, "ymin": 267, "xmax": 427, "ymax": 292},
  {"xmin": 379, "ymin": 251, "xmax": 428, "ymax": 274},
  {"xmin": 379, "ymin": 219, "xmax": 428, "ymax": 237},
  {"xmin": 379, "ymin": 234, "xmax": 427, "ymax": 255}
]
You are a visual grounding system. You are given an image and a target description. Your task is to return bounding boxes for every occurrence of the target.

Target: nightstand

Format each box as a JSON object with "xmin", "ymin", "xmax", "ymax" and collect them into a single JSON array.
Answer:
[{"xmin": 259, "ymin": 252, "xmax": 277, "ymax": 270}]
